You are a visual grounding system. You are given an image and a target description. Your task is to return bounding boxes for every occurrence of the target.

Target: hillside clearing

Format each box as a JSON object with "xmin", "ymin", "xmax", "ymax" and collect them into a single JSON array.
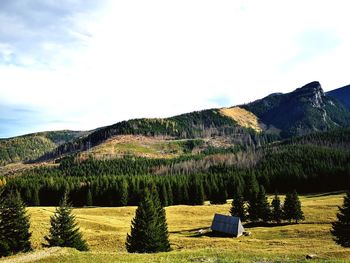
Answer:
[
  {"xmin": 5, "ymin": 193, "xmax": 350, "ymax": 262},
  {"xmin": 219, "ymin": 107, "xmax": 262, "ymax": 132}
]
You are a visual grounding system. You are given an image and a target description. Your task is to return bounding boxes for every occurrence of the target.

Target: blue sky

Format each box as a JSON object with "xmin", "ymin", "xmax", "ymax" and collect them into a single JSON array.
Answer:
[{"xmin": 1, "ymin": 0, "xmax": 350, "ymax": 138}]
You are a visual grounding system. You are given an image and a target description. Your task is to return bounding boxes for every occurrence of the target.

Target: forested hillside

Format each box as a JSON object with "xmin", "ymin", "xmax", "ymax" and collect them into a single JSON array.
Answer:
[
  {"xmin": 0, "ymin": 131, "xmax": 87, "ymax": 166},
  {"xmin": 2, "ymin": 129, "xmax": 349, "ymax": 207},
  {"xmin": 38, "ymin": 110, "xmax": 277, "ymax": 162}
]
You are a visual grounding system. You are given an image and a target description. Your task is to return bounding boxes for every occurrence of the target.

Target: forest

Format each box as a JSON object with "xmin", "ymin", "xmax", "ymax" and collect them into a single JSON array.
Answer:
[{"xmin": 1, "ymin": 129, "xmax": 349, "ymax": 207}]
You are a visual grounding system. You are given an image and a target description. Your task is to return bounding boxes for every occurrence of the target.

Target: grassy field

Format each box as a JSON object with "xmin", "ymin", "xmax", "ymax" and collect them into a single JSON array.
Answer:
[{"xmin": 2, "ymin": 193, "xmax": 350, "ymax": 262}]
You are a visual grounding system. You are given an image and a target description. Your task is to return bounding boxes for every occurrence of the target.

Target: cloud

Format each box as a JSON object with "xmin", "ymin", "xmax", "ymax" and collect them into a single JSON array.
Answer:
[
  {"xmin": 0, "ymin": 0, "xmax": 102, "ymax": 68},
  {"xmin": 1, "ymin": 0, "xmax": 350, "ymax": 138}
]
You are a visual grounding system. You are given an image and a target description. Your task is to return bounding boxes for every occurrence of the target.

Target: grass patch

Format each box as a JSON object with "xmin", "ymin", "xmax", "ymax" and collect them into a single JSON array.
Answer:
[{"xmin": 16, "ymin": 193, "xmax": 350, "ymax": 262}]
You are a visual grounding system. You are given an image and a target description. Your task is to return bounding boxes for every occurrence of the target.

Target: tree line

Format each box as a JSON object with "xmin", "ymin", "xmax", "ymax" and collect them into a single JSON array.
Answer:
[{"xmin": 230, "ymin": 189, "xmax": 304, "ymax": 224}]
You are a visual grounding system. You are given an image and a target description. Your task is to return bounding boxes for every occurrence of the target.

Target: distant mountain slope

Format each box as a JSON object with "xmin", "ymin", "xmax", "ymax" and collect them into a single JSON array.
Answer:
[
  {"xmin": 326, "ymin": 84, "xmax": 350, "ymax": 110},
  {"xmin": 242, "ymin": 81, "xmax": 350, "ymax": 137},
  {"xmin": 0, "ymin": 130, "xmax": 87, "ymax": 166},
  {"xmin": 38, "ymin": 109, "xmax": 276, "ymax": 161}
]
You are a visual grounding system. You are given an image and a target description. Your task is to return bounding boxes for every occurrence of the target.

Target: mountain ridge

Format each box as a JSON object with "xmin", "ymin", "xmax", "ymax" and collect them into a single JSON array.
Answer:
[{"xmin": 1, "ymin": 81, "xmax": 350, "ymax": 165}]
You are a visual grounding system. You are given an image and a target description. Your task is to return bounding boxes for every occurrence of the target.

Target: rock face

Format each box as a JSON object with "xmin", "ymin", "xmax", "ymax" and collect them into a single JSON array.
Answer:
[{"xmin": 242, "ymin": 81, "xmax": 350, "ymax": 137}]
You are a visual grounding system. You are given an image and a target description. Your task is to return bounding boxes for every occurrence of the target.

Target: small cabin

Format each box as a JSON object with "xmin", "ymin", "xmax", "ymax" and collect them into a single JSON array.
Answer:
[{"xmin": 211, "ymin": 214, "xmax": 245, "ymax": 237}]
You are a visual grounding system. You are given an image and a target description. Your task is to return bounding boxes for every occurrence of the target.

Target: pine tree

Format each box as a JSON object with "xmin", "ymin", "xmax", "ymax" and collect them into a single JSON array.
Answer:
[
  {"xmin": 0, "ymin": 189, "xmax": 10, "ymax": 257},
  {"xmin": 256, "ymin": 186, "xmax": 271, "ymax": 223},
  {"xmin": 245, "ymin": 174, "xmax": 259, "ymax": 201},
  {"xmin": 230, "ymin": 191, "xmax": 246, "ymax": 221},
  {"xmin": 189, "ymin": 177, "xmax": 204, "ymax": 205},
  {"xmin": 86, "ymin": 188, "xmax": 93, "ymax": 206},
  {"xmin": 247, "ymin": 189, "xmax": 259, "ymax": 222},
  {"xmin": 117, "ymin": 179, "xmax": 128, "ymax": 206},
  {"xmin": 283, "ymin": 192, "xmax": 294, "ymax": 223},
  {"xmin": 0, "ymin": 191, "xmax": 31, "ymax": 256},
  {"xmin": 44, "ymin": 192, "xmax": 88, "ymax": 251},
  {"xmin": 291, "ymin": 190, "xmax": 304, "ymax": 223},
  {"xmin": 33, "ymin": 188, "xmax": 40, "ymax": 206},
  {"xmin": 271, "ymin": 192, "xmax": 283, "ymax": 224},
  {"xmin": 126, "ymin": 187, "xmax": 171, "ymax": 253},
  {"xmin": 331, "ymin": 191, "xmax": 350, "ymax": 247},
  {"xmin": 283, "ymin": 190, "xmax": 304, "ymax": 223}
]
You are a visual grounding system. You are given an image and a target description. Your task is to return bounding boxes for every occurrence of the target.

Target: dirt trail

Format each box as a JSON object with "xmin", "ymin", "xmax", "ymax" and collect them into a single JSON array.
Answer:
[{"xmin": 0, "ymin": 247, "xmax": 67, "ymax": 263}]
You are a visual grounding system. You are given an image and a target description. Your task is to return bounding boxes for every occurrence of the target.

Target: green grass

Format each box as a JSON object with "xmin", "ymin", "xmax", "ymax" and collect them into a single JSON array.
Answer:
[{"xmin": 4, "ymin": 193, "xmax": 350, "ymax": 262}]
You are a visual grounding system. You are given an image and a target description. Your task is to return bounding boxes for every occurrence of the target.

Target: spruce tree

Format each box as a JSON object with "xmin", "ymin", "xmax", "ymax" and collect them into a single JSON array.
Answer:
[
  {"xmin": 0, "ymin": 191, "xmax": 31, "ymax": 256},
  {"xmin": 283, "ymin": 190, "xmax": 304, "ymax": 223},
  {"xmin": 44, "ymin": 192, "xmax": 88, "ymax": 251},
  {"xmin": 283, "ymin": 192, "xmax": 294, "ymax": 223},
  {"xmin": 189, "ymin": 177, "xmax": 204, "ymax": 205},
  {"xmin": 126, "ymin": 187, "xmax": 171, "ymax": 253},
  {"xmin": 291, "ymin": 190, "xmax": 304, "ymax": 223},
  {"xmin": 247, "ymin": 189, "xmax": 259, "ymax": 222},
  {"xmin": 331, "ymin": 191, "xmax": 350, "ymax": 247},
  {"xmin": 256, "ymin": 186, "xmax": 271, "ymax": 223},
  {"xmin": 230, "ymin": 191, "xmax": 246, "ymax": 221},
  {"xmin": 86, "ymin": 188, "xmax": 93, "ymax": 206},
  {"xmin": 271, "ymin": 192, "xmax": 283, "ymax": 224}
]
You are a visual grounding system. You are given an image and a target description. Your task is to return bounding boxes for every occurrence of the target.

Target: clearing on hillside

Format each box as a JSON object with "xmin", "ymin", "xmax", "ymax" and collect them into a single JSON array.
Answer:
[{"xmin": 219, "ymin": 107, "xmax": 262, "ymax": 132}]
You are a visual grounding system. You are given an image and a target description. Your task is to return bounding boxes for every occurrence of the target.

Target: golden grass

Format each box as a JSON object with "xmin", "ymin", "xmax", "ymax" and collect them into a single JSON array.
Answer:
[
  {"xmin": 13, "ymin": 193, "xmax": 350, "ymax": 262},
  {"xmin": 219, "ymin": 107, "xmax": 262, "ymax": 132}
]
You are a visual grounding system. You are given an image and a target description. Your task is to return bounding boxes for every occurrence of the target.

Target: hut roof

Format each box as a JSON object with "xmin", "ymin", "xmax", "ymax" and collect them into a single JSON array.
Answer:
[{"xmin": 211, "ymin": 213, "xmax": 245, "ymax": 237}]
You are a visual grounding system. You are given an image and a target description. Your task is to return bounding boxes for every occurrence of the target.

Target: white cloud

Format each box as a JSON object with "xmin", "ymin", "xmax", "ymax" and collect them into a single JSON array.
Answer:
[{"xmin": 1, "ymin": 0, "xmax": 350, "ymax": 137}]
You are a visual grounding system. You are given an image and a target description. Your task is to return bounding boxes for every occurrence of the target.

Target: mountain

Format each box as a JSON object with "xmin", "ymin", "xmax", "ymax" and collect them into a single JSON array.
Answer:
[
  {"xmin": 326, "ymin": 84, "xmax": 350, "ymax": 110},
  {"xmin": 2, "ymin": 81, "xmax": 350, "ymax": 165},
  {"xmin": 0, "ymin": 130, "xmax": 88, "ymax": 166},
  {"xmin": 38, "ymin": 109, "xmax": 275, "ymax": 161},
  {"xmin": 242, "ymin": 81, "xmax": 350, "ymax": 137}
]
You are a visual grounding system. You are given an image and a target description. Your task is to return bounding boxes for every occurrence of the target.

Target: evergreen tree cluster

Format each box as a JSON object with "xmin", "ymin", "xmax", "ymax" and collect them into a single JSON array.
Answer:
[
  {"xmin": 4, "ymin": 140, "xmax": 349, "ymax": 208},
  {"xmin": 230, "ymin": 190, "xmax": 304, "ymax": 224},
  {"xmin": 0, "ymin": 190, "xmax": 88, "ymax": 257}
]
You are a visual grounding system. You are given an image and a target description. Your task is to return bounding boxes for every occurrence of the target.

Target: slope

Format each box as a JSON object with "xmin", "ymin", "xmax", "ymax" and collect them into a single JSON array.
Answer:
[
  {"xmin": 242, "ymin": 81, "xmax": 350, "ymax": 137},
  {"xmin": 39, "ymin": 109, "xmax": 272, "ymax": 161},
  {"xmin": 327, "ymin": 84, "xmax": 350, "ymax": 110},
  {"xmin": 0, "ymin": 130, "xmax": 87, "ymax": 166}
]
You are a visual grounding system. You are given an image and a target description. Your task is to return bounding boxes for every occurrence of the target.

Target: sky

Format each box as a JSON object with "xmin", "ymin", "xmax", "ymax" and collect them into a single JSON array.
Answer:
[{"xmin": 1, "ymin": 0, "xmax": 350, "ymax": 138}]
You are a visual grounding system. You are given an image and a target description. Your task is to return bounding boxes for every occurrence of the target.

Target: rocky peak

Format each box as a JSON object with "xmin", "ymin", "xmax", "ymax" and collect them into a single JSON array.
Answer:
[{"xmin": 295, "ymin": 81, "xmax": 325, "ymax": 108}]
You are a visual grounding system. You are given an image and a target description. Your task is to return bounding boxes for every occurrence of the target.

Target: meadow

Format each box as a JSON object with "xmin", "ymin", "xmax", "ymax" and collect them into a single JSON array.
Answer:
[{"xmin": 1, "ymin": 193, "xmax": 350, "ymax": 263}]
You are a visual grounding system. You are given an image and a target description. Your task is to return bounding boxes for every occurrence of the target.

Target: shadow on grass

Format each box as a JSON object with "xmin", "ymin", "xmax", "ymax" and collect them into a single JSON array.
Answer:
[
  {"xmin": 243, "ymin": 222, "xmax": 294, "ymax": 228},
  {"xmin": 169, "ymin": 227, "xmax": 206, "ymax": 234},
  {"xmin": 304, "ymin": 191, "xmax": 345, "ymax": 198}
]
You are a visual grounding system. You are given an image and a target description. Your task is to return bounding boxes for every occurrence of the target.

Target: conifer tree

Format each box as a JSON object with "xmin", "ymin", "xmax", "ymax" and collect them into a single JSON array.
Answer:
[
  {"xmin": 245, "ymin": 174, "xmax": 259, "ymax": 201},
  {"xmin": 117, "ymin": 179, "xmax": 128, "ymax": 206},
  {"xmin": 271, "ymin": 192, "xmax": 283, "ymax": 223},
  {"xmin": 188, "ymin": 177, "xmax": 204, "ymax": 205},
  {"xmin": 33, "ymin": 188, "xmax": 40, "ymax": 206},
  {"xmin": 283, "ymin": 190, "xmax": 304, "ymax": 223},
  {"xmin": 44, "ymin": 192, "xmax": 88, "ymax": 251},
  {"xmin": 126, "ymin": 187, "xmax": 170, "ymax": 253},
  {"xmin": 256, "ymin": 186, "xmax": 271, "ymax": 223},
  {"xmin": 247, "ymin": 189, "xmax": 259, "ymax": 222},
  {"xmin": 0, "ymin": 191, "xmax": 31, "ymax": 256},
  {"xmin": 230, "ymin": 191, "xmax": 246, "ymax": 221},
  {"xmin": 331, "ymin": 191, "xmax": 350, "ymax": 247},
  {"xmin": 283, "ymin": 192, "xmax": 294, "ymax": 223},
  {"xmin": 86, "ymin": 188, "xmax": 93, "ymax": 206}
]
